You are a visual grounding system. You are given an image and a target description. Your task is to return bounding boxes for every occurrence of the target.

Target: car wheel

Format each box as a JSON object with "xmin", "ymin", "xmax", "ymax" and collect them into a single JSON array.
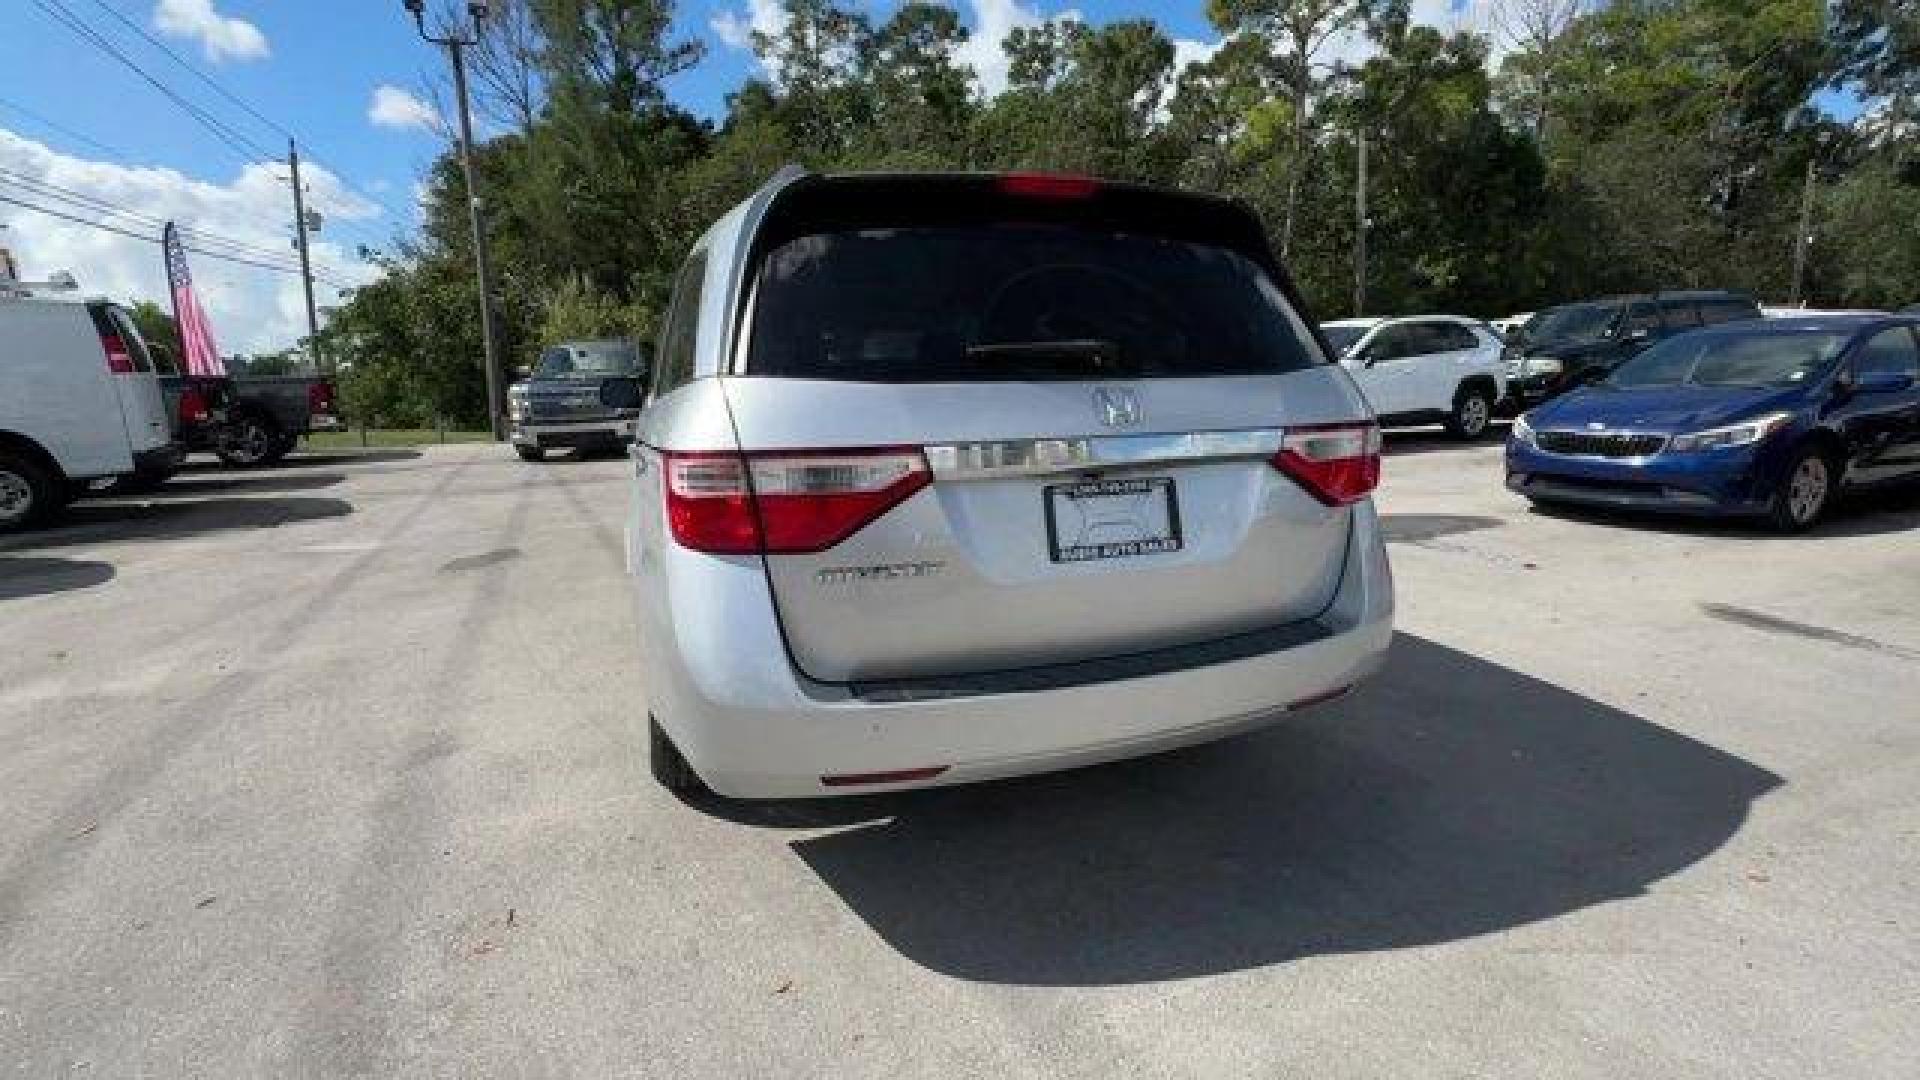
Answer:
[
  {"xmin": 266, "ymin": 432, "xmax": 300, "ymax": 463},
  {"xmin": 514, "ymin": 445, "xmax": 546, "ymax": 462},
  {"xmin": 649, "ymin": 714, "xmax": 707, "ymax": 795},
  {"xmin": 0, "ymin": 450, "xmax": 60, "ymax": 531},
  {"xmin": 1446, "ymin": 387, "xmax": 1495, "ymax": 440},
  {"xmin": 215, "ymin": 413, "xmax": 280, "ymax": 467},
  {"xmin": 1767, "ymin": 446, "xmax": 1836, "ymax": 532}
]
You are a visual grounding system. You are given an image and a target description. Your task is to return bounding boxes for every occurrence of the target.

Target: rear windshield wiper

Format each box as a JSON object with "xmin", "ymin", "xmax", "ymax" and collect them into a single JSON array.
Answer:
[{"xmin": 964, "ymin": 339, "xmax": 1134, "ymax": 376}]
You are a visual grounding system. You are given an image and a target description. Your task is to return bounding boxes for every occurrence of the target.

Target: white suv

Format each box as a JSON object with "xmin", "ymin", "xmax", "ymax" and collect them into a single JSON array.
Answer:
[
  {"xmin": 1320, "ymin": 316, "xmax": 1508, "ymax": 438},
  {"xmin": 1, "ymin": 294, "xmax": 180, "ymax": 529}
]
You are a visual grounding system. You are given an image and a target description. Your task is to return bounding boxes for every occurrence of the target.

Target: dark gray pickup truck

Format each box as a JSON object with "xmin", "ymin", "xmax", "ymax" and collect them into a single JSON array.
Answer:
[
  {"xmin": 159, "ymin": 371, "xmax": 343, "ymax": 467},
  {"xmin": 507, "ymin": 339, "xmax": 649, "ymax": 461}
]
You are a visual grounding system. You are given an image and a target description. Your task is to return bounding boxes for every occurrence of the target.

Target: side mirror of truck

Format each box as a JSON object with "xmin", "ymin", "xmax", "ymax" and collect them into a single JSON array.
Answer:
[{"xmin": 599, "ymin": 377, "xmax": 645, "ymax": 411}]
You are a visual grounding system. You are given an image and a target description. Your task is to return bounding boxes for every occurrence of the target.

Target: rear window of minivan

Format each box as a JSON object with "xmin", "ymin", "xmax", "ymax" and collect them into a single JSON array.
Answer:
[{"xmin": 741, "ymin": 177, "xmax": 1322, "ymax": 382}]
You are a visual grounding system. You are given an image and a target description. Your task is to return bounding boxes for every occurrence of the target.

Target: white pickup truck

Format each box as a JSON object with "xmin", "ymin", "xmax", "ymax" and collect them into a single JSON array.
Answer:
[
  {"xmin": 1320, "ymin": 315, "xmax": 1509, "ymax": 439},
  {"xmin": 1, "ymin": 292, "xmax": 181, "ymax": 529}
]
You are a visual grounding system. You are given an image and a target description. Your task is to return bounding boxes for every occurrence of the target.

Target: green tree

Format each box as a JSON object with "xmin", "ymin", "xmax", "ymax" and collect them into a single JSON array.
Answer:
[{"xmin": 125, "ymin": 300, "xmax": 180, "ymax": 374}]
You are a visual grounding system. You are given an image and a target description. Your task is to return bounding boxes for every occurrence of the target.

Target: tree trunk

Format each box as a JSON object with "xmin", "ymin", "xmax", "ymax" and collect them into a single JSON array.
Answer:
[{"xmin": 1281, "ymin": 80, "xmax": 1308, "ymax": 259}]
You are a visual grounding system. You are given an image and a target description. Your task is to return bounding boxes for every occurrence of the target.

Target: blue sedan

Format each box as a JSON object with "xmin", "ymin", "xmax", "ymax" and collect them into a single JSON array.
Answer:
[{"xmin": 1506, "ymin": 316, "xmax": 1920, "ymax": 531}]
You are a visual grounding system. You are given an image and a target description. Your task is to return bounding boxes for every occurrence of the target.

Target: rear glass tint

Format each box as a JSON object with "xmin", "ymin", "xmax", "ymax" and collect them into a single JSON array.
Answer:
[{"xmin": 744, "ymin": 224, "xmax": 1319, "ymax": 382}]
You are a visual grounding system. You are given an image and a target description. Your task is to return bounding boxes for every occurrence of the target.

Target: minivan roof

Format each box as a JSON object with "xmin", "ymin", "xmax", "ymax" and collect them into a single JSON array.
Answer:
[
  {"xmin": 1587, "ymin": 289, "xmax": 1756, "ymax": 304},
  {"xmin": 1686, "ymin": 314, "xmax": 1901, "ymax": 337}
]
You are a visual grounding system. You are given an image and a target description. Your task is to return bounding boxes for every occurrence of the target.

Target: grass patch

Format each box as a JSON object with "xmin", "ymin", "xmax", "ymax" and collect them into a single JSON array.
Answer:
[{"xmin": 306, "ymin": 428, "xmax": 495, "ymax": 449}]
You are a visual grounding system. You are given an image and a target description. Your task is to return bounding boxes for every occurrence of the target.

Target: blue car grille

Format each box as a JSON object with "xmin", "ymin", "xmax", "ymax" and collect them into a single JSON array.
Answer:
[{"xmin": 1537, "ymin": 430, "xmax": 1667, "ymax": 458}]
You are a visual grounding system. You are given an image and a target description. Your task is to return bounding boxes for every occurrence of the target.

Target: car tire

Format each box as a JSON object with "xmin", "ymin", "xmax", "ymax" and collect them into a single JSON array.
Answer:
[
  {"xmin": 0, "ymin": 450, "xmax": 61, "ymax": 531},
  {"xmin": 514, "ymin": 445, "xmax": 546, "ymax": 462},
  {"xmin": 649, "ymin": 714, "xmax": 706, "ymax": 795},
  {"xmin": 215, "ymin": 412, "xmax": 281, "ymax": 468},
  {"xmin": 1766, "ymin": 445, "xmax": 1837, "ymax": 533},
  {"xmin": 1446, "ymin": 385, "xmax": 1495, "ymax": 440},
  {"xmin": 267, "ymin": 432, "xmax": 300, "ymax": 463}
]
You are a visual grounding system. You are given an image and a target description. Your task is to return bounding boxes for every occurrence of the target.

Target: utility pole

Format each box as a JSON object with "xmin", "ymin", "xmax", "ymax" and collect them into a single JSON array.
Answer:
[
  {"xmin": 406, "ymin": 0, "xmax": 506, "ymax": 441},
  {"xmin": 1788, "ymin": 157, "xmax": 1816, "ymax": 308},
  {"xmin": 287, "ymin": 139, "xmax": 324, "ymax": 374},
  {"xmin": 1354, "ymin": 133, "xmax": 1368, "ymax": 318}
]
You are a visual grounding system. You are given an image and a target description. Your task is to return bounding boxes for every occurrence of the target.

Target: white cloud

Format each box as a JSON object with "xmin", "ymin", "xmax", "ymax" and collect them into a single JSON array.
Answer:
[
  {"xmin": 711, "ymin": 0, "xmax": 786, "ymax": 57},
  {"xmin": 152, "ymin": 0, "xmax": 270, "ymax": 64},
  {"xmin": 0, "ymin": 129, "xmax": 381, "ymax": 354},
  {"xmin": 953, "ymin": 0, "xmax": 1057, "ymax": 98},
  {"xmin": 368, "ymin": 85, "xmax": 441, "ymax": 132}
]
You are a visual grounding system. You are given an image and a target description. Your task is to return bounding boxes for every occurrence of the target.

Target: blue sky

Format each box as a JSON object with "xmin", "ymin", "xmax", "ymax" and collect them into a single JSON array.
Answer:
[
  {"xmin": 1, "ymin": 0, "xmax": 1224, "ymax": 225},
  {"xmin": 0, "ymin": 0, "xmax": 1866, "ymax": 352}
]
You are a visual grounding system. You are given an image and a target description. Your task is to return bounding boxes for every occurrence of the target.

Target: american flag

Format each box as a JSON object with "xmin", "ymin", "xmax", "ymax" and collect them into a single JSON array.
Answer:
[{"xmin": 162, "ymin": 222, "xmax": 227, "ymax": 378}]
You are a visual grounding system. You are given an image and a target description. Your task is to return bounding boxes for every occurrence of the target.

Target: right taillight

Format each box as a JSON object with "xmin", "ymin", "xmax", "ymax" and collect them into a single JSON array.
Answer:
[
  {"xmin": 309, "ymin": 381, "xmax": 337, "ymax": 416},
  {"xmin": 101, "ymin": 333, "xmax": 135, "ymax": 374},
  {"xmin": 663, "ymin": 447, "xmax": 930, "ymax": 554},
  {"xmin": 1272, "ymin": 422, "xmax": 1381, "ymax": 506}
]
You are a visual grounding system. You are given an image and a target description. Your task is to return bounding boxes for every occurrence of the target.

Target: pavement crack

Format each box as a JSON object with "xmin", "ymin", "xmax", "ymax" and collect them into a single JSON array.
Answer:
[{"xmin": 1700, "ymin": 603, "xmax": 1919, "ymax": 660}]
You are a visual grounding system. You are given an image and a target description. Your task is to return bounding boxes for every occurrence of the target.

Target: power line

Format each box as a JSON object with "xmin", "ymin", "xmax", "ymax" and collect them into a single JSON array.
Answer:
[
  {"xmin": 80, "ymin": 0, "xmax": 415, "ymax": 240},
  {"xmin": 85, "ymin": 0, "xmax": 292, "ymax": 140},
  {"xmin": 0, "ymin": 167, "xmax": 327, "ymax": 272},
  {"xmin": 0, "ymin": 94, "xmax": 135, "ymax": 160},
  {"xmin": 0, "ymin": 192, "xmax": 356, "ymax": 288},
  {"xmin": 29, "ymin": 0, "xmax": 276, "ymax": 166},
  {"xmin": 18, "ymin": 0, "xmax": 412, "ymax": 269}
]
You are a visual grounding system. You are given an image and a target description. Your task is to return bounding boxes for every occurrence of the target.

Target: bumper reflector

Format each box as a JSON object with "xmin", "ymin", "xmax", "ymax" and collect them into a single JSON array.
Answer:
[
  {"xmin": 1287, "ymin": 684, "xmax": 1354, "ymax": 711},
  {"xmin": 821, "ymin": 766, "xmax": 951, "ymax": 788}
]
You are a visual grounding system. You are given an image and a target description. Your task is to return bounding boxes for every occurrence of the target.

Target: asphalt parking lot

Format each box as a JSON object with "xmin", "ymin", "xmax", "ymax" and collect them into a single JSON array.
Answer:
[{"xmin": 2, "ymin": 435, "xmax": 1917, "ymax": 1078}]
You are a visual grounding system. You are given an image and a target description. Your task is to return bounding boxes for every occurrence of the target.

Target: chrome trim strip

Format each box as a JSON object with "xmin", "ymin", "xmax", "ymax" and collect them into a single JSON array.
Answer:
[
  {"xmin": 925, "ymin": 428, "xmax": 1284, "ymax": 479},
  {"xmin": 1535, "ymin": 430, "xmax": 1670, "ymax": 455}
]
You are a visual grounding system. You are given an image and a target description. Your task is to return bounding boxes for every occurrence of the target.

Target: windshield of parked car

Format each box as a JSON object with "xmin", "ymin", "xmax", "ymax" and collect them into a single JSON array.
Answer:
[
  {"xmin": 1523, "ymin": 303, "xmax": 1618, "ymax": 346},
  {"xmin": 1607, "ymin": 331, "xmax": 1849, "ymax": 388},
  {"xmin": 745, "ymin": 226, "xmax": 1320, "ymax": 381},
  {"xmin": 533, "ymin": 343, "xmax": 639, "ymax": 380},
  {"xmin": 1320, "ymin": 324, "xmax": 1369, "ymax": 355}
]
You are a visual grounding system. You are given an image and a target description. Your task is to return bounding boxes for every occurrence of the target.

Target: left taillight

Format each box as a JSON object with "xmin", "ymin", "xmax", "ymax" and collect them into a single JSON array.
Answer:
[
  {"xmin": 1272, "ymin": 422, "xmax": 1381, "ymax": 506},
  {"xmin": 663, "ymin": 447, "xmax": 931, "ymax": 555},
  {"xmin": 308, "ymin": 380, "xmax": 337, "ymax": 416},
  {"xmin": 178, "ymin": 385, "xmax": 211, "ymax": 426}
]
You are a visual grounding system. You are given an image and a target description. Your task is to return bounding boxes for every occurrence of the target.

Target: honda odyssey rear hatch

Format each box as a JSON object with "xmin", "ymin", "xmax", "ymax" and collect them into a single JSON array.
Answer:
[{"xmin": 708, "ymin": 173, "xmax": 1376, "ymax": 684}]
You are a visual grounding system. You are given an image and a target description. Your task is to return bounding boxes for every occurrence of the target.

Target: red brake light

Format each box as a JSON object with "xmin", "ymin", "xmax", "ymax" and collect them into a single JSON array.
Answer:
[
  {"xmin": 663, "ymin": 447, "xmax": 931, "ymax": 554},
  {"xmin": 1272, "ymin": 422, "xmax": 1381, "ymax": 506},
  {"xmin": 178, "ymin": 385, "xmax": 210, "ymax": 426},
  {"xmin": 308, "ymin": 380, "xmax": 336, "ymax": 416},
  {"xmin": 996, "ymin": 172, "xmax": 1100, "ymax": 200},
  {"xmin": 101, "ymin": 334, "xmax": 135, "ymax": 373}
]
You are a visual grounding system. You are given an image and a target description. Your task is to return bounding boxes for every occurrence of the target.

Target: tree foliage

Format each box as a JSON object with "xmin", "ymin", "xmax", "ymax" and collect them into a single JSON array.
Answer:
[{"xmin": 331, "ymin": 0, "xmax": 1920, "ymax": 427}]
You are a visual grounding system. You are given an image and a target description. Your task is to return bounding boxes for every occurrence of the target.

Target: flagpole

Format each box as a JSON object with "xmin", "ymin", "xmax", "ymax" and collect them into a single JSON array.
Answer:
[{"xmin": 162, "ymin": 222, "xmax": 188, "ymax": 374}]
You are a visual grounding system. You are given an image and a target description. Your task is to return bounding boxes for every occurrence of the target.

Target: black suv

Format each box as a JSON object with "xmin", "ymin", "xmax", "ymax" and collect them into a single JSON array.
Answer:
[{"xmin": 1506, "ymin": 290, "xmax": 1763, "ymax": 407}]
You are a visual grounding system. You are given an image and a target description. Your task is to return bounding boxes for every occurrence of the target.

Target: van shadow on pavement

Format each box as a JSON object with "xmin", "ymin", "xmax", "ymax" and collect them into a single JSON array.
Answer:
[
  {"xmin": 179, "ymin": 449, "xmax": 422, "ymax": 472},
  {"xmin": 3, "ymin": 497, "xmax": 352, "ymax": 551},
  {"xmin": 717, "ymin": 633, "xmax": 1779, "ymax": 985},
  {"xmin": 0, "ymin": 557, "xmax": 115, "ymax": 600},
  {"xmin": 129, "ymin": 472, "xmax": 346, "ymax": 498}
]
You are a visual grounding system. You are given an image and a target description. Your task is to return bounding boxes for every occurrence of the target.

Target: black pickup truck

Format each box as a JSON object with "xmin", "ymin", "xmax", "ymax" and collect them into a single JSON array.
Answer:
[{"xmin": 159, "ymin": 371, "xmax": 344, "ymax": 467}]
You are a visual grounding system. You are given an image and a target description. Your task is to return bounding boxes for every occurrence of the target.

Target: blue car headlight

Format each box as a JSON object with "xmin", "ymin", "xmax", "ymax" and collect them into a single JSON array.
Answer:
[{"xmin": 1667, "ymin": 412, "xmax": 1793, "ymax": 453}]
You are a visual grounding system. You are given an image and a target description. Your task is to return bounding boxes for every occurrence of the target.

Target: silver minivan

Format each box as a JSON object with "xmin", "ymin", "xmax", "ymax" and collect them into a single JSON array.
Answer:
[{"xmin": 615, "ymin": 170, "xmax": 1394, "ymax": 799}]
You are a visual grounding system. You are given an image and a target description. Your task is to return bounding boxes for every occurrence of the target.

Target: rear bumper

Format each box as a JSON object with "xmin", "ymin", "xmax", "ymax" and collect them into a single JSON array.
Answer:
[
  {"xmin": 641, "ymin": 502, "xmax": 1394, "ymax": 799},
  {"xmin": 133, "ymin": 443, "xmax": 185, "ymax": 476},
  {"xmin": 1505, "ymin": 440, "xmax": 1773, "ymax": 516},
  {"xmin": 511, "ymin": 419, "xmax": 636, "ymax": 450}
]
